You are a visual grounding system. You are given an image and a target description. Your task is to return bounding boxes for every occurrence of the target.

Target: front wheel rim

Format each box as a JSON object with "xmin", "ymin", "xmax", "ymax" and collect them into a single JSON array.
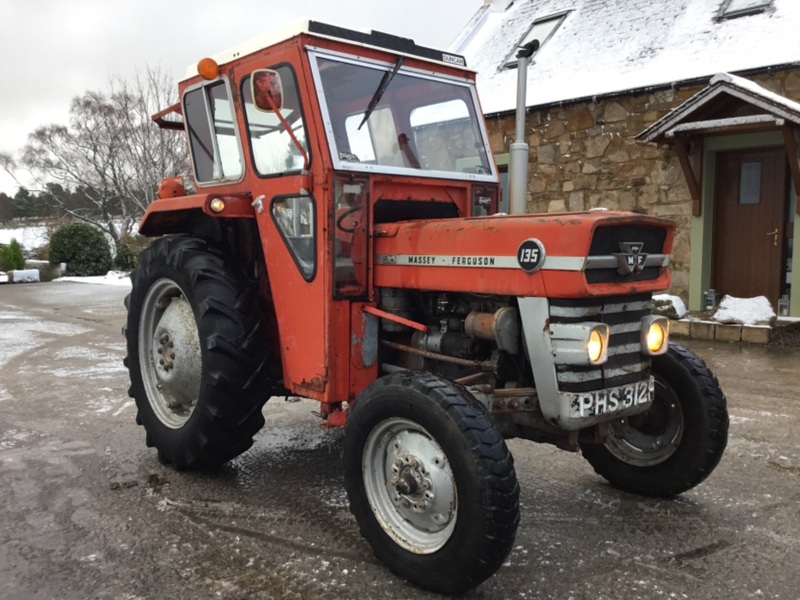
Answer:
[
  {"xmin": 362, "ymin": 417, "xmax": 457, "ymax": 554},
  {"xmin": 604, "ymin": 378, "xmax": 684, "ymax": 467},
  {"xmin": 138, "ymin": 278, "xmax": 202, "ymax": 429}
]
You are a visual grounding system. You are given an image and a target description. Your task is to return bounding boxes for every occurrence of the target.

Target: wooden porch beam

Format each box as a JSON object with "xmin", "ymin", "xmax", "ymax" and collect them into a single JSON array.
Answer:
[
  {"xmin": 782, "ymin": 125, "xmax": 800, "ymax": 215},
  {"xmin": 673, "ymin": 136, "xmax": 703, "ymax": 216}
]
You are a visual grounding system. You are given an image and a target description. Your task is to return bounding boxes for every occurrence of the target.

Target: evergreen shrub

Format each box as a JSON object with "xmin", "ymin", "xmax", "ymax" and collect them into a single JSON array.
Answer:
[
  {"xmin": 0, "ymin": 238, "xmax": 25, "ymax": 271},
  {"xmin": 49, "ymin": 222, "xmax": 112, "ymax": 276}
]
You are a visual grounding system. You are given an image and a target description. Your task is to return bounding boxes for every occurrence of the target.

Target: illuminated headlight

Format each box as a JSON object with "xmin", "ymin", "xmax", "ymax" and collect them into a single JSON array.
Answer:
[
  {"xmin": 209, "ymin": 197, "xmax": 226, "ymax": 213},
  {"xmin": 587, "ymin": 328, "xmax": 606, "ymax": 363},
  {"xmin": 641, "ymin": 315, "xmax": 669, "ymax": 355},
  {"xmin": 550, "ymin": 323, "xmax": 610, "ymax": 366}
]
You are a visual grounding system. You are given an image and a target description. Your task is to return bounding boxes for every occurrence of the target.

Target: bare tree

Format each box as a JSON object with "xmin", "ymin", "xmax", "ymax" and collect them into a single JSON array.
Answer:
[
  {"xmin": 18, "ymin": 65, "xmax": 188, "ymax": 244},
  {"xmin": 0, "ymin": 152, "xmax": 15, "ymax": 180}
]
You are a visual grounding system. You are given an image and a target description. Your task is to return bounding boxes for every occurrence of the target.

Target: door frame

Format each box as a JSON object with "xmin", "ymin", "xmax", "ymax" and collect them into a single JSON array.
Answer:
[{"xmin": 689, "ymin": 131, "xmax": 800, "ymax": 316}]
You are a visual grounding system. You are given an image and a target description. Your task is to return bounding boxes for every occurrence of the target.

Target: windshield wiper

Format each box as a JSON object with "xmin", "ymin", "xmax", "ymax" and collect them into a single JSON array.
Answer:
[{"xmin": 358, "ymin": 56, "xmax": 404, "ymax": 130}]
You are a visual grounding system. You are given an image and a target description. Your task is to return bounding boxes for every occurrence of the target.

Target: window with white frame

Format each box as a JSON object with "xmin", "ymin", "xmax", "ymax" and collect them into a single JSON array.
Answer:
[{"xmin": 503, "ymin": 12, "xmax": 568, "ymax": 69}]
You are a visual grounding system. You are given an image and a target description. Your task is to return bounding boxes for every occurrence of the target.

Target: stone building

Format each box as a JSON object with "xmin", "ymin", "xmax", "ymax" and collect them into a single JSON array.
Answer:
[{"xmin": 453, "ymin": 0, "xmax": 800, "ymax": 316}]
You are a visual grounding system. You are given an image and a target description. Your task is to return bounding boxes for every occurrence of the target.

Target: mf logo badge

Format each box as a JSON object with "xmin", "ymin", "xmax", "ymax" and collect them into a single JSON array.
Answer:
[
  {"xmin": 517, "ymin": 238, "xmax": 546, "ymax": 273},
  {"xmin": 614, "ymin": 242, "xmax": 647, "ymax": 275}
]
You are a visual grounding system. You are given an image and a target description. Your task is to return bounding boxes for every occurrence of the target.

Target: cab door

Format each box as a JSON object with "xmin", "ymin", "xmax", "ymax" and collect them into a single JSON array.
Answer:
[{"xmin": 239, "ymin": 62, "xmax": 330, "ymax": 399}]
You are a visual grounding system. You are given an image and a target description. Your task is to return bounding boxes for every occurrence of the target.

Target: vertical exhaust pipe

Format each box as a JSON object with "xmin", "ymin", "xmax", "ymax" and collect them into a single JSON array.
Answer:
[{"xmin": 508, "ymin": 39, "xmax": 539, "ymax": 215}]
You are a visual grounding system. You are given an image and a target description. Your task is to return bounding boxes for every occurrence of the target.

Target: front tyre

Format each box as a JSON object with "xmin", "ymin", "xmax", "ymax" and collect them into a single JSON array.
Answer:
[
  {"xmin": 125, "ymin": 236, "xmax": 271, "ymax": 469},
  {"xmin": 343, "ymin": 373, "xmax": 520, "ymax": 595},
  {"xmin": 580, "ymin": 343, "xmax": 729, "ymax": 497}
]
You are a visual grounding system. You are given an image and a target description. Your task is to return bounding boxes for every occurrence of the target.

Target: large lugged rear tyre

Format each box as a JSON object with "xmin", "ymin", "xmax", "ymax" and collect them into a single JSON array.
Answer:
[
  {"xmin": 125, "ymin": 236, "xmax": 271, "ymax": 469},
  {"xmin": 580, "ymin": 343, "xmax": 729, "ymax": 497},
  {"xmin": 343, "ymin": 372, "xmax": 520, "ymax": 595}
]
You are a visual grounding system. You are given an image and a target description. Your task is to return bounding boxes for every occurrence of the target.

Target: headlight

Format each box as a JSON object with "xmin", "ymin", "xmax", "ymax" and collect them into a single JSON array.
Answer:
[
  {"xmin": 587, "ymin": 328, "xmax": 606, "ymax": 363},
  {"xmin": 641, "ymin": 316, "xmax": 669, "ymax": 355},
  {"xmin": 550, "ymin": 323, "xmax": 609, "ymax": 365}
]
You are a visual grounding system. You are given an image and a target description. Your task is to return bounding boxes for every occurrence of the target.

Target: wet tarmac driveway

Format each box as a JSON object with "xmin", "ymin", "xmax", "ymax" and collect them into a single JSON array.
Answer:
[{"xmin": 0, "ymin": 281, "xmax": 798, "ymax": 599}]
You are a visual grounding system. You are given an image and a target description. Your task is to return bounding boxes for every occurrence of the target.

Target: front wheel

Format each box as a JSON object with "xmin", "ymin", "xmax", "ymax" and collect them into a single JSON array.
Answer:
[
  {"xmin": 580, "ymin": 343, "xmax": 729, "ymax": 497},
  {"xmin": 343, "ymin": 373, "xmax": 520, "ymax": 595}
]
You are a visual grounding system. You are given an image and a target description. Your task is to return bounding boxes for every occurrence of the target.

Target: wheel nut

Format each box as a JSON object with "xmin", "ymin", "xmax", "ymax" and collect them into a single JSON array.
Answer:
[
  {"xmin": 422, "ymin": 479, "xmax": 431, "ymax": 490},
  {"xmin": 410, "ymin": 458, "xmax": 419, "ymax": 469},
  {"xmin": 394, "ymin": 458, "xmax": 404, "ymax": 468},
  {"xmin": 400, "ymin": 498, "xmax": 410, "ymax": 508}
]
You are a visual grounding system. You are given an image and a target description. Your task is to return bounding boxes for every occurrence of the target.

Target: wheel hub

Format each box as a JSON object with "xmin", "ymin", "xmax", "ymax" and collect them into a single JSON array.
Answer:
[
  {"xmin": 605, "ymin": 379, "xmax": 684, "ymax": 466},
  {"xmin": 139, "ymin": 279, "xmax": 202, "ymax": 429},
  {"xmin": 391, "ymin": 454, "xmax": 435, "ymax": 512},
  {"xmin": 362, "ymin": 418, "xmax": 457, "ymax": 554},
  {"xmin": 395, "ymin": 469, "xmax": 420, "ymax": 496}
]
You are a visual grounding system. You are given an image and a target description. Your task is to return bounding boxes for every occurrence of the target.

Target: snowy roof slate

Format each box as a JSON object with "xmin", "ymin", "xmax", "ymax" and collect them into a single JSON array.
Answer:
[{"xmin": 451, "ymin": 0, "xmax": 800, "ymax": 115}]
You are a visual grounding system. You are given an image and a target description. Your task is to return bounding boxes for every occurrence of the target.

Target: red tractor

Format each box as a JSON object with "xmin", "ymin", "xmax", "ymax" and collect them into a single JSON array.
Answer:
[{"xmin": 124, "ymin": 21, "xmax": 728, "ymax": 594}]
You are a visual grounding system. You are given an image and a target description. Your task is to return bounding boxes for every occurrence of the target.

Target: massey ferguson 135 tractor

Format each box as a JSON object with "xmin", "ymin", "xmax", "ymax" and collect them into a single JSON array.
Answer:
[{"xmin": 124, "ymin": 21, "xmax": 729, "ymax": 594}]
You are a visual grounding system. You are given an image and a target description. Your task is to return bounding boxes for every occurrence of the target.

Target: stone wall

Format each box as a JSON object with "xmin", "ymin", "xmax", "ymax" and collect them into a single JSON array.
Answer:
[{"xmin": 485, "ymin": 68, "xmax": 800, "ymax": 298}]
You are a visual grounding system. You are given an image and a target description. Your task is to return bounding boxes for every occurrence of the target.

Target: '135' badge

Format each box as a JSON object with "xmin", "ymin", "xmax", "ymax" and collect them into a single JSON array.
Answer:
[{"xmin": 517, "ymin": 238, "xmax": 546, "ymax": 273}]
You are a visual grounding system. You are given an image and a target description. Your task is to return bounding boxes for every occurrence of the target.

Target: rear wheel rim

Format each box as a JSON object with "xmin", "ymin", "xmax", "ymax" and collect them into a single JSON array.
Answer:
[
  {"xmin": 604, "ymin": 378, "xmax": 684, "ymax": 467},
  {"xmin": 138, "ymin": 278, "xmax": 202, "ymax": 429},
  {"xmin": 362, "ymin": 417, "xmax": 457, "ymax": 554}
]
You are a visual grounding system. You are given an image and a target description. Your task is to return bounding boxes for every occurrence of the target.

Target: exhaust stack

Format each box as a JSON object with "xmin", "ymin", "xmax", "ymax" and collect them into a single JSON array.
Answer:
[{"xmin": 508, "ymin": 40, "xmax": 539, "ymax": 215}]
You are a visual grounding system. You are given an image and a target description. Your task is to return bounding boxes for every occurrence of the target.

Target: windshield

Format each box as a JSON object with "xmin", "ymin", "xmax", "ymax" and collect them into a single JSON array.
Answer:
[{"xmin": 310, "ymin": 52, "xmax": 496, "ymax": 181}]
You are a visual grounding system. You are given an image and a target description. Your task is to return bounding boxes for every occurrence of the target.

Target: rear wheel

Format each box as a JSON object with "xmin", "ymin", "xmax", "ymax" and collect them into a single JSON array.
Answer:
[
  {"xmin": 343, "ymin": 372, "xmax": 519, "ymax": 594},
  {"xmin": 580, "ymin": 343, "xmax": 729, "ymax": 497},
  {"xmin": 125, "ymin": 236, "xmax": 272, "ymax": 469}
]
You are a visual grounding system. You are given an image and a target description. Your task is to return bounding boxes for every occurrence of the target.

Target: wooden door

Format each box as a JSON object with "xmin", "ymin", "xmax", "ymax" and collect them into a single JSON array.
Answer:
[{"xmin": 713, "ymin": 148, "xmax": 787, "ymax": 307}]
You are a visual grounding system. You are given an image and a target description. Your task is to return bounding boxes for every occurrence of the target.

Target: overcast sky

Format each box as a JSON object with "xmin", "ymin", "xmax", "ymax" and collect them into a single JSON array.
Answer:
[{"xmin": 0, "ymin": 0, "xmax": 482, "ymax": 196}]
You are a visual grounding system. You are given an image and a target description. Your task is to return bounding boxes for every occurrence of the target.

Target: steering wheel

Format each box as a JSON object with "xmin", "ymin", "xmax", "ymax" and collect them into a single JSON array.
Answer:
[{"xmin": 336, "ymin": 205, "xmax": 363, "ymax": 233}]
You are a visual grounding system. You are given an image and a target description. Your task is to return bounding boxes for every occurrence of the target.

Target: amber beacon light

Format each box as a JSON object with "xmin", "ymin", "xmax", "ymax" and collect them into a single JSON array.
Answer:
[{"xmin": 197, "ymin": 57, "xmax": 220, "ymax": 80}]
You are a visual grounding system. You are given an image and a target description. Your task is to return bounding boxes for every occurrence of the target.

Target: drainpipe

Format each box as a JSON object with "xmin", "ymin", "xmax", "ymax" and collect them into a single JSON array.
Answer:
[{"xmin": 508, "ymin": 39, "xmax": 539, "ymax": 215}]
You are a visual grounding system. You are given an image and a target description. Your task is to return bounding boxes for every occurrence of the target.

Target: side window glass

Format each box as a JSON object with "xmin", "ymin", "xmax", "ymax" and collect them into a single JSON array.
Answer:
[
  {"xmin": 271, "ymin": 195, "xmax": 315, "ymax": 280},
  {"xmin": 333, "ymin": 176, "xmax": 368, "ymax": 298},
  {"xmin": 243, "ymin": 67, "xmax": 309, "ymax": 176},
  {"xmin": 183, "ymin": 81, "xmax": 242, "ymax": 183}
]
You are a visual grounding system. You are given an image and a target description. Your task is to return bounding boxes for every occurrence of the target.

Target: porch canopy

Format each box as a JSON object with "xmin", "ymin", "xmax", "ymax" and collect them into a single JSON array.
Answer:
[{"xmin": 637, "ymin": 72, "xmax": 800, "ymax": 216}]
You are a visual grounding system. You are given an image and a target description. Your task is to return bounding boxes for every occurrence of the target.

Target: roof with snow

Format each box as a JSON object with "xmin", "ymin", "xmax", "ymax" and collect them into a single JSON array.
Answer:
[
  {"xmin": 451, "ymin": 0, "xmax": 800, "ymax": 116},
  {"xmin": 638, "ymin": 72, "xmax": 800, "ymax": 143}
]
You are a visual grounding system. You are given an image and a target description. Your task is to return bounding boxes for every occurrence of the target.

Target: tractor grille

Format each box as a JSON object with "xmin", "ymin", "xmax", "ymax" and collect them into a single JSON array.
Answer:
[
  {"xmin": 550, "ymin": 293, "xmax": 652, "ymax": 393},
  {"xmin": 585, "ymin": 225, "xmax": 667, "ymax": 284}
]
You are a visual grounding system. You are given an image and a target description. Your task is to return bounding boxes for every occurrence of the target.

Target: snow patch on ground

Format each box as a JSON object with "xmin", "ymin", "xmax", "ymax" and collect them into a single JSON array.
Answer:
[
  {"xmin": 713, "ymin": 295, "xmax": 775, "ymax": 325},
  {"xmin": 0, "ymin": 311, "xmax": 93, "ymax": 368},
  {"xmin": 55, "ymin": 271, "xmax": 132, "ymax": 288},
  {"xmin": 653, "ymin": 294, "xmax": 687, "ymax": 319},
  {"xmin": 251, "ymin": 398, "xmax": 334, "ymax": 456}
]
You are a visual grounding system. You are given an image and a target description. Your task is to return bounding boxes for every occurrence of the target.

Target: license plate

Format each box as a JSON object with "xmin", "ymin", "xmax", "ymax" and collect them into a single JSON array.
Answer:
[{"xmin": 570, "ymin": 379, "xmax": 653, "ymax": 419}]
